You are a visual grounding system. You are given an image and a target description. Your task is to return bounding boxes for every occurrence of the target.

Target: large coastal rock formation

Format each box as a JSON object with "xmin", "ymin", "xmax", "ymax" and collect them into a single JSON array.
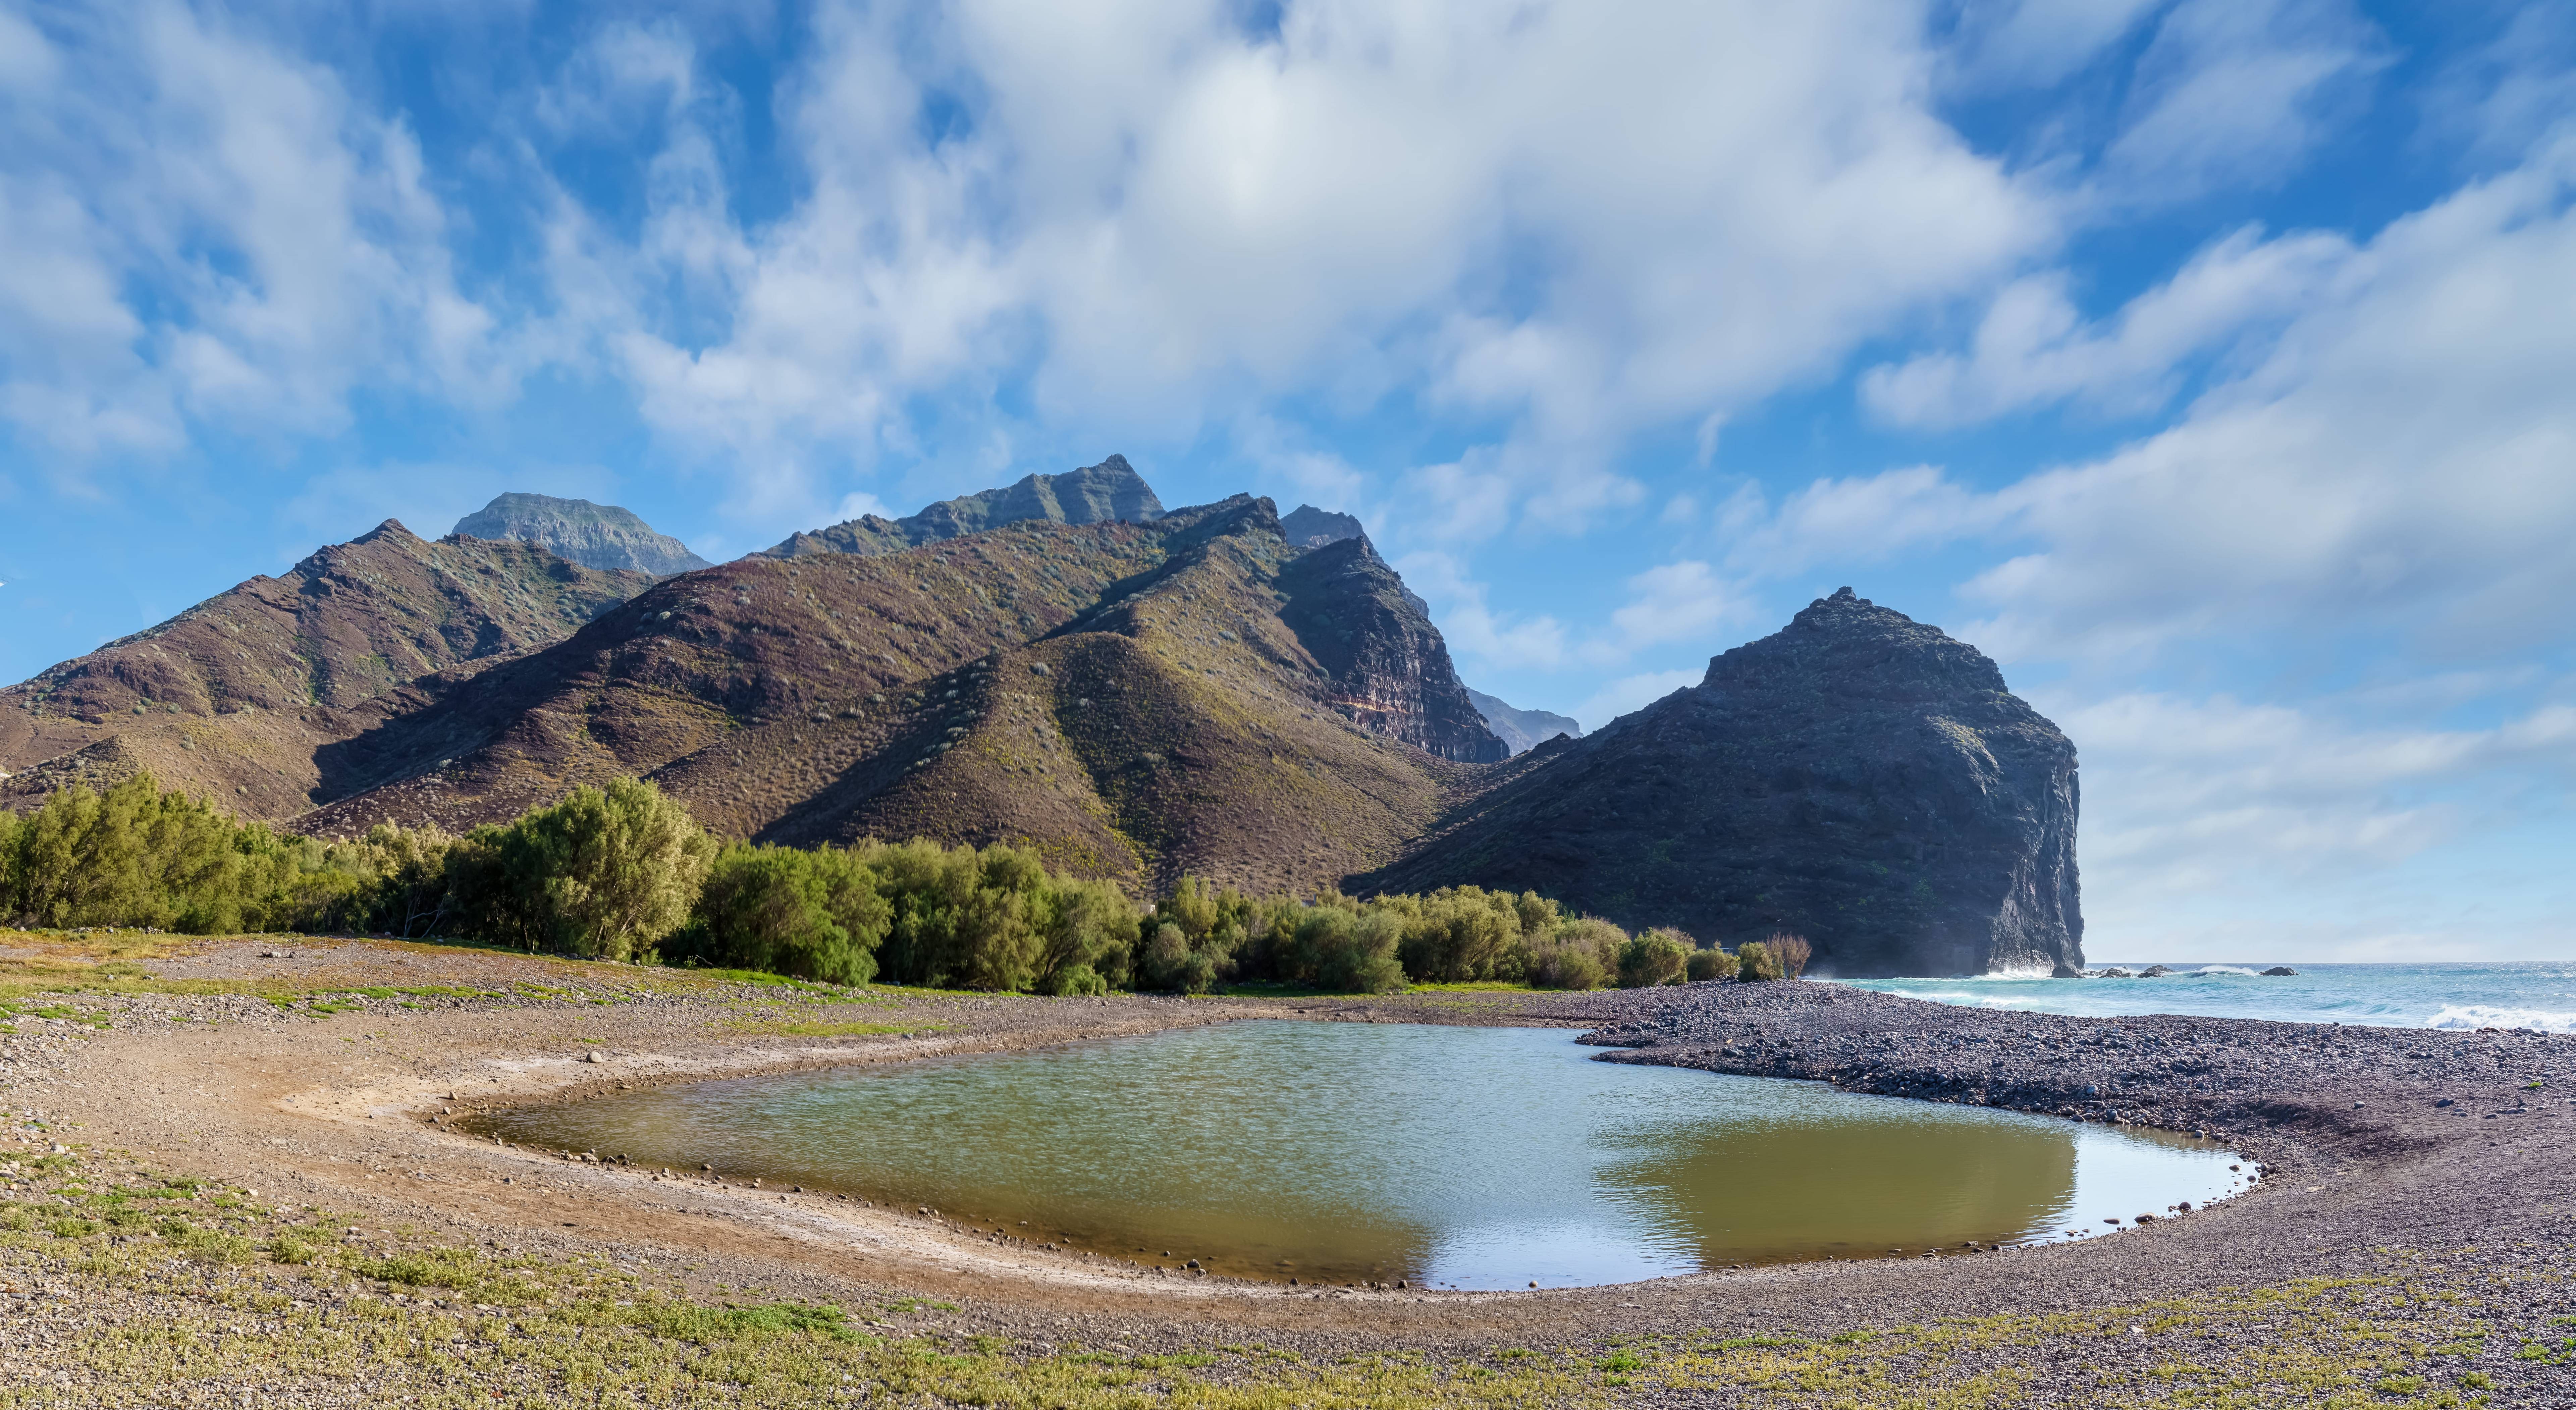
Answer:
[
  {"xmin": 1371, "ymin": 589, "xmax": 2082, "ymax": 977},
  {"xmin": 452, "ymin": 493, "xmax": 711, "ymax": 576},
  {"xmin": 0, "ymin": 523, "xmax": 654, "ymax": 818},
  {"xmin": 765, "ymin": 455, "xmax": 1164, "ymax": 559},
  {"xmin": 1464, "ymin": 688, "xmax": 1582, "ymax": 756}
]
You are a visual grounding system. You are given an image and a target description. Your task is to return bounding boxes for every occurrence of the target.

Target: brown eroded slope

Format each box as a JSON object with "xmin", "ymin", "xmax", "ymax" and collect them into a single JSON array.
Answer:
[
  {"xmin": 298, "ymin": 497, "xmax": 1503, "ymax": 896},
  {"xmin": 0, "ymin": 523, "xmax": 654, "ymax": 819}
]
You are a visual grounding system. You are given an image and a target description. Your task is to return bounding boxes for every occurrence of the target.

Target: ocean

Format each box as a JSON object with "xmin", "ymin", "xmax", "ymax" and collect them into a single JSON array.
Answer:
[{"xmin": 1836, "ymin": 961, "xmax": 2576, "ymax": 1033}]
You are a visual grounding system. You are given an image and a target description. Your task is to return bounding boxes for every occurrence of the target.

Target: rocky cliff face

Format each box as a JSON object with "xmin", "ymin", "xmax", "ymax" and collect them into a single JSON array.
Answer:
[
  {"xmin": 452, "ymin": 493, "xmax": 711, "ymax": 576},
  {"xmin": 1464, "ymin": 687, "xmax": 1583, "ymax": 755},
  {"xmin": 1365, "ymin": 588, "xmax": 2082, "ymax": 976},
  {"xmin": 1277, "ymin": 537, "xmax": 1507, "ymax": 764},
  {"xmin": 765, "ymin": 455, "xmax": 1164, "ymax": 558}
]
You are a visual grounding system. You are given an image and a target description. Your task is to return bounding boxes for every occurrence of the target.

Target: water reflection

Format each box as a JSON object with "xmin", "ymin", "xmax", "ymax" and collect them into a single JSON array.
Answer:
[{"xmin": 475, "ymin": 1021, "xmax": 2237, "ymax": 1289}]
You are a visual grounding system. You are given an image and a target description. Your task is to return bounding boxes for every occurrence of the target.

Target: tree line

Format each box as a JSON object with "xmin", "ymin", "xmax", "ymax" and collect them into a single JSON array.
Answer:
[{"xmin": 0, "ymin": 772, "xmax": 1812, "ymax": 994}]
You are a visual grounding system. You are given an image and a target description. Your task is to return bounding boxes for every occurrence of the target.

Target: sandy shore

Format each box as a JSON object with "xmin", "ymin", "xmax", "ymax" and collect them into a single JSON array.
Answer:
[{"xmin": 4, "ymin": 935, "xmax": 2573, "ymax": 1405}]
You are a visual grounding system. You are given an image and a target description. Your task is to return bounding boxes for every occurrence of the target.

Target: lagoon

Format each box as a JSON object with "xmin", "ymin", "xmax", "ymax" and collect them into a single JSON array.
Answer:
[{"xmin": 478, "ymin": 1021, "xmax": 2244, "ymax": 1289}]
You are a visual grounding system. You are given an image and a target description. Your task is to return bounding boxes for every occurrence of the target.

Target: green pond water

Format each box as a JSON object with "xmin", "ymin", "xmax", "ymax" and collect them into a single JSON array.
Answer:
[{"xmin": 478, "ymin": 1021, "xmax": 2247, "ymax": 1289}]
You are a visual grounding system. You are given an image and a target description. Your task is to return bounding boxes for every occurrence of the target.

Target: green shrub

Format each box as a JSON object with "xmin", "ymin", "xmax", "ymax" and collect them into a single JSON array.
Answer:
[
  {"xmin": 1685, "ymin": 942, "xmax": 1740, "ymax": 982},
  {"xmin": 1278, "ymin": 907, "xmax": 1406, "ymax": 993},
  {"xmin": 1039, "ymin": 963, "xmax": 1108, "ymax": 996},
  {"xmin": 1737, "ymin": 940, "xmax": 1784, "ymax": 982},
  {"xmin": 1139, "ymin": 922, "xmax": 1216, "ymax": 994},
  {"xmin": 456, "ymin": 779, "xmax": 714, "ymax": 959},
  {"xmin": 1616, "ymin": 929, "xmax": 1691, "ymax": 988},
  {"xmin": 1766, "ymin": 932, "xmax": 1813, "ymax": 979},
  {"xmin": 677, "ymin": 843, "xmax": 890, "ymax": 984},
  {"xmin": 0, "ymin": 772, "xmax": 365, "ymax": 932}
]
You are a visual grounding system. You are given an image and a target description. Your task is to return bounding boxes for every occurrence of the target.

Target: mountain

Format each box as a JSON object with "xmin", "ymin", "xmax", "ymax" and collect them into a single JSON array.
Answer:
[
  {"xmin": 765, "ymin": 455, "xmax": 1164, "ymax": 559},
  {"xmin": 1364, "ymin": 589, "xmax": 2083, "ymax": 978},
  {"xmin": 291, "ymin": 494, "xmax": 1507, "ymax": 896},
  {"xmin": 451, "ymin": 493, "xmax": 711, "ymax": 577},
  {"xmin": 0, "ymin": 524, "xmax": 656, "ymax": 818},
  {"xmin": 1279, "ymin": 504, "xmax": 1364, "ymax": 548},
  {"xmin": 1464, "ymin": 688, "xmax": 1582, "ymax": 756}
]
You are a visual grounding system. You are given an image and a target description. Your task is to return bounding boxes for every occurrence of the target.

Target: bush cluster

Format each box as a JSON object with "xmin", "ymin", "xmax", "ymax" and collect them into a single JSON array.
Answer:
[{"xmin": 0, "ymin": 772, "xmax": 1809, "ymax": 994}]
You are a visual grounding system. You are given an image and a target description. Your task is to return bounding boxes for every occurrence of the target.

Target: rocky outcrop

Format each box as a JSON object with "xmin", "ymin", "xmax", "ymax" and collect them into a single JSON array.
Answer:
[
  {"xmin": 1363, "ymin": 588, "xmax": 2082, "ymax": 977},
  {"xmin": 1280, "ymin": 504, "xmax": 1364, "ymax": 548},
  {"xmin": 1277, "ymin": 536, "xmax": 1507, "ymax": 764},
  {"xmin": 452, "ymin": 493, "xmax": 711, "ymax": 576},
  {"xmin": 765, "ymin": 455, "xmax": 1164, "ymax": 558},
  {"xmin": 1464, "ymin": 688, "xmax": 1582, "ymax": 755}
]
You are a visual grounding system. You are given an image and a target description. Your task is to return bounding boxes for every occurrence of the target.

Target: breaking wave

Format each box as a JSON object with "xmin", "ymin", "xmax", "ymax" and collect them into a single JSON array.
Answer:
[{"xmin": 2425, "ymin": 1005, "xmax": 2576, "ymax": 1034}]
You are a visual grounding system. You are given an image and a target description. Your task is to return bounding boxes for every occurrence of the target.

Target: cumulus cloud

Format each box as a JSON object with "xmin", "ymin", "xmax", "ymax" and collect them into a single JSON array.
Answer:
[
  {"xmin": 2049, "ymin": 689, "xmax": 2576, "ymax": 959},
  {"xmin": 2102, "ymin": 0, "xmax": 2390, "ymax": 201},
  {"xmin": 1962, "ymin": 135, "xmax": 2576, "ymax": 662},
  {"xmin": 0, "ymin": 2, "xmax": 507, "ymax": 460},
  {"xmin": 578, "ymin": 0, "xmax": 2047, "ymax": 529},
  {"xmin": 1942, "ymin": 0, "xmax": 2168, "ymax": 89},
  {"xmin": 1859, "ymin": 225, "xmax": 2354, "ymax": 428}
]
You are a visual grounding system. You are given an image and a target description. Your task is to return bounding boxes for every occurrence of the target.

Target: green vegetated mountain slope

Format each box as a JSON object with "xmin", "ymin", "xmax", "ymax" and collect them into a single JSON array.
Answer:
[
  {"xmin": 763, "ymin": 454, "xmax": 1165, "ymax": 558},
  {"xmin": 0, "ymin": 523, "xmax": 655, "ymax": 820},
  {"xmin": 1360, "ymin": 589, "xmax": 2084, "ymax": 977},
  {"xmin": 297, "ymin": 495, "xmax": 1505, "ymax": 896}
]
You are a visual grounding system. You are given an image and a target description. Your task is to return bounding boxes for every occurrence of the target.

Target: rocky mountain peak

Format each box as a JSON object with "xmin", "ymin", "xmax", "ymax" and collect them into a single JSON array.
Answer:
[
  {"xmin": 766, "ymin": 455, "xmax": 1165, "ymax": 559},
  {"xmin": 1704, "ymin": 585, "xmax": 2009, "ymax": 703},
  {"xmin": 452, "ymin": 493, "xmax": 711, "ymax": 577},
  {"xmin": 1366, "ymin": 591, "xmax": 2081, "ymax": 976},
  {"xmin": 1279, "ymin": 504, "xmax": 1364, "ymax": 548}
]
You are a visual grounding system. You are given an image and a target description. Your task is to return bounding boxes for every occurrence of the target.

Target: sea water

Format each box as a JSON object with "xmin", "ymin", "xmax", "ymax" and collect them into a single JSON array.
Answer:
[{"xmin": 1841, "ymin": 961, "xmax": 2576, "ymax": 1032}]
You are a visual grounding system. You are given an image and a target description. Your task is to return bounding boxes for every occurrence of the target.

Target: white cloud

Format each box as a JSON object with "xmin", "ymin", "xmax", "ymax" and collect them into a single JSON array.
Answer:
[
  {"xmin": 1722, "ymin": 465, "xmax": 2012, "ymax": 577},
  {"xmin": 1944, "ymin": 0, "xmax": 2168, "ymax": 90},
  {"xmin": 581, "ymin": 0, "xmax": 2048, "ymax": 529},
  {"xmin": 1962, "ymin": 134, "xmax": 2576, "ymax": 662},
  {"xmin": 1604, "ymin": 562, "xmax": 1737, "ymax": 656},
  {"xmin": 2050, "ymin": 689, "xmax": 2576, "ymax": 959},
  {"xmin": 0, "ymin": 2, "xmax": 509, "ymax": 461},
  {"xmin": 2103, "ymin": 0, "xmax": 2390, "ymax": 201},
  {"xmin": 1859, "ymin": 225, "xmax": 2354, "ymax": 428}
]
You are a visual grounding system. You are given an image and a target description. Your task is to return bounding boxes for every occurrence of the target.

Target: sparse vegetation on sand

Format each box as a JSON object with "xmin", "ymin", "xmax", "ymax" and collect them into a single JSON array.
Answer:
[
  {"xmin": 2, "ymin": 773, "xmax": 1793, "ymax": 998},
  {"xmin": 0, "ymin": 1138, "xmax": 2538, "ymax": 1407}
]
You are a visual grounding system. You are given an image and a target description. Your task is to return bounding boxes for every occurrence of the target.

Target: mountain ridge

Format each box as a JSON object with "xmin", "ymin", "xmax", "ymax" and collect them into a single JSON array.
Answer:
[{"xmin": 765, "ymin": 454, "xmax": 1164, "ymax": 559}]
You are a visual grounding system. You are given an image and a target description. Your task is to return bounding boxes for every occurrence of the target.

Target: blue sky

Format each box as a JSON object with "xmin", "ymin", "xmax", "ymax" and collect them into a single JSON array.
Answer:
[{"xmin": 3, "ymin": 0, "xmax": 2571, "ymax": 962}]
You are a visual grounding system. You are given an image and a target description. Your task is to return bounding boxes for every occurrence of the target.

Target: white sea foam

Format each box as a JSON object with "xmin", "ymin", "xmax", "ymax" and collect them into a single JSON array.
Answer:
[
  {"xmin": 2425, "ymin": 1005, "xmax": 2576, "ymax": 1034},
  {"xmin": 2190, "ymin": 966, "xmax": 2262, "ymax": 977}
]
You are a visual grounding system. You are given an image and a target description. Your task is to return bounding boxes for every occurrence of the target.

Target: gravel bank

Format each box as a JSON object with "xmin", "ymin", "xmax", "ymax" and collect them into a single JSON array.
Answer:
[{"xmin": 1, "ymin": 939, "xmax": 2570, "ymax": 1406}]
